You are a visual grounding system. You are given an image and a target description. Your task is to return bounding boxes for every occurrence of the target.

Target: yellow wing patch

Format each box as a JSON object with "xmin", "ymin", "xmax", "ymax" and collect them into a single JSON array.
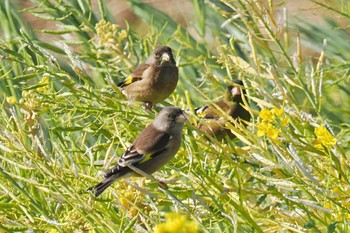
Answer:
[
  {"xmin": 195, "ymin": 107, "xmax": 208, "ymax": 118},
  {"xmin": 124, "ymin": 75, "xmax": 137, "ymax": 85},
  {"xmin": 118, "ymin": 75, "xmax": 142, "ymax": 87},
  {"xmin": 139, "ymin": 153, "xmax": 152, "ymax": 163}
]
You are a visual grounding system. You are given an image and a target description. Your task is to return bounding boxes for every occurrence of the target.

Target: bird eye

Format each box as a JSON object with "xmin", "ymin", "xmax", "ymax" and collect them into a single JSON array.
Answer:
[{"xmin": 155, "ymin": 52, "xmax": 161, "ymax": 59}]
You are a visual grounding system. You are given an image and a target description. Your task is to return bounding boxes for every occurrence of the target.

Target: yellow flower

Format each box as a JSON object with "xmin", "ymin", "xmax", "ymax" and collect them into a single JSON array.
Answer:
[
  {"xmin": 280, "ymin": 117, "xmax": 289, "ymax": 127},
  {"xmin": 342, "ymin": 201, "xmax": 350, "ymax": 209},
  {"xmin": 314, "ymin": 125, "xmax": 336, "ymax": 150},
  {"xmin": 118, "ymin": 29, "xmax": 128, "ymax": 42},
  {"xmin": 268, "ymin": 127, "xmax": 281, "ymax": 140},
  {"xmin": 257, "ymin": 122, "xmax": 280, "ymax": 140},
  {"xmin": 47, "ymin": 229, "xmax": 59, "ymax": 233},
  {"xmin": 323, "ymin": 201, "xmax": 332, "ymax": 209},
  {"xmin": 37, "ymin": 74, "xmax": 50, "ymax": 92},
  {"xmin": 117, "ymin": 182, "xmax": 149, "ymax": 217},
  {"xmin": 257, "ymin": 108, "xmax": 288, "ymax": 141},
  {"xmin": 271, "ymin": 107, "xmax": 284, "ymax": 117},
  {"xmin": 154, "ymin": 213, "xmax": 198, "ymax": 233},
  {"xmin": 257, "ymin": 122, "xmax": 269, "ymax": 137},
  {"xmin": 6, "ymin": 96, "xmax": 17, "ymax": 105},
  {"xmin": 259, "ymin": 109, "xmax": 274, "ymax": 122},
  {"xmin": 344, "ymin": 213, "xmax": 350, "ymax": 221},
  {"xmin": 119, "ymin": 197, "xmax": 128, "ymax": 207},
  {"xmin": 22, "ymin": 90, "xmax": 30, "ymax": 98},
  {"xmin": 95, "ymin": 19, "xmax": 119, "ymax": 46}
]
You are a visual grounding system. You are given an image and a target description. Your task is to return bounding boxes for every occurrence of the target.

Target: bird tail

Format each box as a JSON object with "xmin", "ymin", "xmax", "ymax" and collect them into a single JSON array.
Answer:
[{"xmin": 87, "ymin": 174, "xmax": 119, "ymax": 197}]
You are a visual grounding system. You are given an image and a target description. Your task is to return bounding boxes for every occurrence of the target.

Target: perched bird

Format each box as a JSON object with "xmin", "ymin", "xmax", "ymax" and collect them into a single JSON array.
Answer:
[
  {"xmin": 195, "ymin": 80, "xmax": 250, "ymax": 139},
  {"xmin": 118, "ymin": 46, "xmax": 178, "ymax": 109},
  {"xmin": 88, "ymin": 107, "xmax": 186, "ymax": 197}
]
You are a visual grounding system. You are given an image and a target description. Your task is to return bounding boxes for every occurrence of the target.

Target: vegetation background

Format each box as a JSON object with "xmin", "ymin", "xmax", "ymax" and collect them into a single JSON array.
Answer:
[{"xmin": 0, "ymin": 0, "xmax": 349, "ymax": 232}]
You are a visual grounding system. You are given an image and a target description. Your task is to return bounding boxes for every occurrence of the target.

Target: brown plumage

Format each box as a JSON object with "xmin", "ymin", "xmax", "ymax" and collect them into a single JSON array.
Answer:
[
  {"xmin": 118, "ymin": 46, "xmax": 178, "ymax": 109},
  {"xmin": 88, "ymin": 107, "xmax": 186, "ymax": 197},
  {"xmin": 195, "ymin": 80, "xmax": 250, "ymax": 139}
]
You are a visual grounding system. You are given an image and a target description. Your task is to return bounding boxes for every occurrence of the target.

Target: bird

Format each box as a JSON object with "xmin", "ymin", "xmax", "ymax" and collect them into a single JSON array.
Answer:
[
  {"xmin": 88, "ymin": 107, "xmax": 187, "ymax": 197},
  {"xmin": 118, "ymin": 46, "xmax": 178, "ymax": 109},
  {"xmin": 195, "ymin": 80, "xmax": 250, "ymax": 139}
]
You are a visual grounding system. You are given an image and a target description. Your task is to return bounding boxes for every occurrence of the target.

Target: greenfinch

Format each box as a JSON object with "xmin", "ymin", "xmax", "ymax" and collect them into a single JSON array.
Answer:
[
  {"xmin": 88, "ymin": 107, "xmax": 186, "ymax": 197},
  {"xmin": 195, "ymin": 80, "xmax": 250, "ymax": 139},
  {"xmin": 118, "ymin": 46, "xmax": 178, "ymax": 109}
]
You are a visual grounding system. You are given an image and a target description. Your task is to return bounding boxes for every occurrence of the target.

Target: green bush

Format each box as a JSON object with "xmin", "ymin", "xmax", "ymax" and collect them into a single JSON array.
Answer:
[{"xmin": 0, "ymin": 0, "xmax": 349, "ymax": 232}]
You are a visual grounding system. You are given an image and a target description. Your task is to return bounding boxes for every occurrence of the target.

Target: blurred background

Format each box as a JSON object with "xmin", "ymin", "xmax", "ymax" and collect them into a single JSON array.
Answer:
[{"xmin": 18, "ymin": 0, "xmax": 349, "ymax": 58}]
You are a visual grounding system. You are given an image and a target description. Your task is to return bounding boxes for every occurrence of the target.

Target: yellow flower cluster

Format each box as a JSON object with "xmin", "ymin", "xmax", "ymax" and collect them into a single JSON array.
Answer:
[
  {"xmin": 257, "ymin": 107, "xmax": 289, "ymax": 141},
  {"xmin": 19, "ymin": 90, "xmax": 48, "ymax": 112},
  {"xmin": 36, "ymin": 74, "xmax": 50, "ymax": 92},
  {"xmin": 117, "ymin": 182, "xmax": 149, "ymax": 217},
  {"xmin": 6, "ymin": 75, "xmax": 50, "ymax": 106},
  {"xmin": 313, "ymin": 125, "xmax": 336, "ymax": 150},
  {"xmin": 63, "ymin": 209, "xmax": 91, "ymax": 232},
  {"xmin": 95, "ymin": 19, "xmax": 127, "ymax": 48},
  {"xmin": 15, "ymin": 89, "xmax": 49, "ymax": 135},
  {"xmin": 6, "ymin": 96, "xmax": 17, "ymax": 105},
  {"xmin": 46, "ymin": 209, "xmax": 91, "ymax": 232},
  {"xmin": 323, "ymin": 185, "xmax": 350, "ymax": 222},
  {"xmin": 153, "ymin": 212, "xmax": 198, "ymax": 233}
]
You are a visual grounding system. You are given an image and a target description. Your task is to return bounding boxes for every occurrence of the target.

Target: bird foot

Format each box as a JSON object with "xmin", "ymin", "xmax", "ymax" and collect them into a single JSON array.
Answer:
[
  {"xmin": 158, "ymin": 181, "xmax": 168, "ymax": 189},
  {"xmin": 143, "ymin": 102, "xmax": 154, "ymax": 110}
]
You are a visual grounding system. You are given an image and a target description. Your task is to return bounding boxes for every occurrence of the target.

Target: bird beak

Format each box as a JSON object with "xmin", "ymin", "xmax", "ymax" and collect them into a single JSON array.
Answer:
[
  {"xmin": 161, "ymin": 53, "xmax": 170, "ymax": 62},
  {"xmin": 231, "ymin": 86, "xmax": 241, "ymax": 96},
  {"xmin": 177, "ymin": 111, "xmax": 189, "ymax": 123}
]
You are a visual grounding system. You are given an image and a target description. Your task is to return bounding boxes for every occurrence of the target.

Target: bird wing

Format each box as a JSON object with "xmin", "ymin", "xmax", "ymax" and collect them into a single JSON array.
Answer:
[
  {"xmin": 196, "ymin": 101, "xmax": 237, "ymax": 119},
  {"xmin": 132, "ymin": 125, "xmax": 171, "ymax": 155},
  {"xmin": 117, "ymin": 63, "xmax": 150, "ymax": 87},
  {"xmin": 104, "ymin": 128, "xmax": 171, "ymax": 178}
]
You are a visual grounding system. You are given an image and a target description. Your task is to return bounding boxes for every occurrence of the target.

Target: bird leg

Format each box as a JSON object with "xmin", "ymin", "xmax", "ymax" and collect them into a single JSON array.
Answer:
[
  {"xmin": 126, "ymin": 164, "xmax": 168, "ymax": 189},
  {"xmin": 157, "ymin": 181, "xmax": 169, "ymax": 189}
]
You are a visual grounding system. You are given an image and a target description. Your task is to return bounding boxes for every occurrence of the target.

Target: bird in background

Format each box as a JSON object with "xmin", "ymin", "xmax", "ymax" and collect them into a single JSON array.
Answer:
[
  {"xmin": 88, "ymin": 107, "xmax": 187, "ymax": 197},
  {"xmin": 118, "ymin": 46, "xmax": 178, "ymax": 110},
  {"xmin": 195, "ymin": 79, "xmax": 250, "ymax": 139}
]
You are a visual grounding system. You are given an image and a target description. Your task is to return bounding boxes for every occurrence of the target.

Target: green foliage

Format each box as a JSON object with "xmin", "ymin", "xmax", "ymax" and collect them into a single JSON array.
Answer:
[{"xmin": 0, "ymin": 0, "xmax": 349, "ymax": 232}]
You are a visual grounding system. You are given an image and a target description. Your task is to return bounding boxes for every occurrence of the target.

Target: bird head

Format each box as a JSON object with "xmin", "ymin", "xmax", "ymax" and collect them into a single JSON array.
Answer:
[
  {"xmin": 226, "ymin": 79, "xmax": 245, "ymax": 102},
  {"xmin": 153, "ymin": 107, "xmax": 186, "ymax": 132},
  {"xmin": 153, "ymin": 46, "xmax": 175, "ymax": 65}
]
